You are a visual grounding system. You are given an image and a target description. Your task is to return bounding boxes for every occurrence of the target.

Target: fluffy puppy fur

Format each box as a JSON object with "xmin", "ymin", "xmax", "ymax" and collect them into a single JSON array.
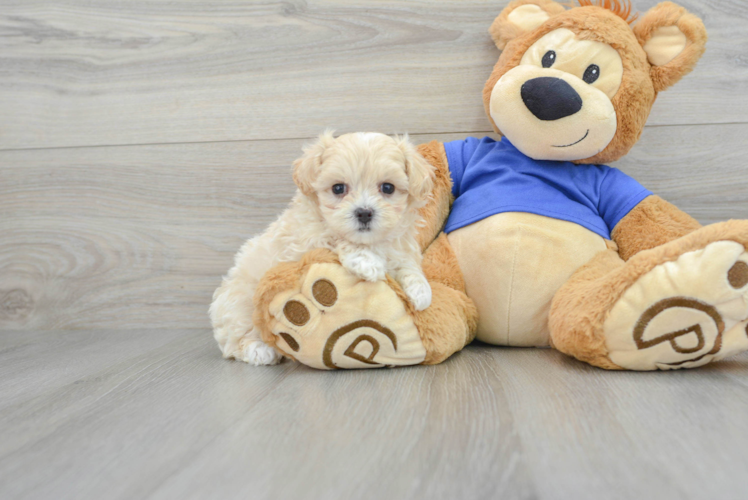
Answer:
[{"xmin": 210, "ymin": 131, "xmax": 436, "ymax": 365}]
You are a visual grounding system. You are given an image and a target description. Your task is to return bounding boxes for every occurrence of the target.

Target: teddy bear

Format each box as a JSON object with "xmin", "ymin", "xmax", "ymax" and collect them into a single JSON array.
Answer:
[{"xmin": 246, "ymin": 0, "xmax": 748, "ymax": 371}]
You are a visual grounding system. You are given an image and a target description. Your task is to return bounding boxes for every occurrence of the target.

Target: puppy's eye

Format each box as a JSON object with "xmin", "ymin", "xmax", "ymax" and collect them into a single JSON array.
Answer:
[
  {"xmin": 541, "ymin": 50, "xmax": 556, "ymax": 68},
  {"xmin": 380, "ymin": 183, "xmax": 395, "ymax": 195},
  {"xmin": 332, "ymin": 184, "xmax": 347, "ymax": 195},
  {"xmin": 583, "ymin": 64, "xmax": 600, "ymax": 84}
]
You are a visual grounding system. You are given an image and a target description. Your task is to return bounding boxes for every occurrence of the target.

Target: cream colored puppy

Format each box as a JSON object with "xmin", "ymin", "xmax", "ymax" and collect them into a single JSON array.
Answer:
[{"xmin": 210, "ymin": 131, "xmax": 435, "ymax": 365}]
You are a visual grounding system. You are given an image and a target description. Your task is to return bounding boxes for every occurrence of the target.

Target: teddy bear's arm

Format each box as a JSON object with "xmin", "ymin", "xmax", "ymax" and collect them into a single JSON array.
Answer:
[
  {"xmin": 415, "ymin": 141, "xmax": 454, "ymax": 252},
  {"xmin": 611, "ymin": 195, "xmax": 702, "ymax": 261}
]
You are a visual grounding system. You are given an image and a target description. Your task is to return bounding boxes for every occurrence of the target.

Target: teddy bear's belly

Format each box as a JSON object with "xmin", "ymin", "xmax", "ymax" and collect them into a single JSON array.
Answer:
[{"xmin": 447, "ymin": 212, "xmax": 607, "ymax": 347}]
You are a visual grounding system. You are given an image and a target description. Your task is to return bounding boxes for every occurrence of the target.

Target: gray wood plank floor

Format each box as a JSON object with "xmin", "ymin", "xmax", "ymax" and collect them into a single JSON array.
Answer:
[
  {"xmin": 0, "ymin": 0, "xmax": 746, "ymax": 150},
  {"xmin": 2, "ymin": 330, "xmax": 747, "ymax": 500},
  {"xmin": 2, "ymin": 0, "xmax": 748, "ymax": 498}
]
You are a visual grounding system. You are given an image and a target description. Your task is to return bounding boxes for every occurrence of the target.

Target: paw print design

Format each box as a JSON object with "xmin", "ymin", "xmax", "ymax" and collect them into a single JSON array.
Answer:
[
  {"xmin": 605, "ymin": 241, "xmax": 748, "ymax": 370},
  {"xmin": 265, "ymin": 263, "xmax": 427, "ymax": 370}
]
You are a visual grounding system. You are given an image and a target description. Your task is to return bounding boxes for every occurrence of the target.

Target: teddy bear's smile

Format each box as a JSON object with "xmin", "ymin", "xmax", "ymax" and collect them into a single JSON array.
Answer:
[{"xmin": 553, "ymin": 129, "xmax": 589, "ymax": 148}]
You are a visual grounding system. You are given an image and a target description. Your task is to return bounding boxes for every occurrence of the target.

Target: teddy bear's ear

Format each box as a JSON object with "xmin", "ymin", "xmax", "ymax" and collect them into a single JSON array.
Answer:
[
  {"xmin": 292, "ymin": 130, "xmax": 336, "ymax": 196},
  {"xmin": 489, "ymin": 0, "xmax": 567, "ymax": 50},
  {"xmin": 632, "ymin": 1, "xmax": 707, "ymax": 93}
]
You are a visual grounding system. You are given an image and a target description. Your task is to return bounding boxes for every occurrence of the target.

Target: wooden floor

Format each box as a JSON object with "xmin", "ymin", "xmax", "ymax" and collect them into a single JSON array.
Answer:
[
  {"xmin": 2, "ymin": 1, "xmax": 748, "ymax": 498},
  {"xmin": 1, "ymin": 330, "xmax": 747, "ymax": 500}
]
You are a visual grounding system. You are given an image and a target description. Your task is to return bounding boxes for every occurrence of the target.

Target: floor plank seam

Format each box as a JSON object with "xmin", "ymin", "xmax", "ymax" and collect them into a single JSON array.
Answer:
[{"xmin": 3, "ymin": 121, "xmax": 747, "ymax": 153}]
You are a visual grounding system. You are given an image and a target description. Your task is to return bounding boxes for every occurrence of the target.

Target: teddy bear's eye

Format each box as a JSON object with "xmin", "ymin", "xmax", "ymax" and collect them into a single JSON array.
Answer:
[
  {"xmin": 583, "ymin": 64, "xmax": 600, "ymax": 84},
  {"xmin": 541, "ymin": 50, "xmax": 556, "ymax": 68}
]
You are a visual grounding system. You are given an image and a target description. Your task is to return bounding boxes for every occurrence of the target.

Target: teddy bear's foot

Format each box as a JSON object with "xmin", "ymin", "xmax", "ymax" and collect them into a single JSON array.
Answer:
[
  {"xmin": 604, "ymin": 241, "xmax": 748, "ymax": 370},
  {"xmin": 261, "ymin": 260, "xmax": 428, "ymax": 370}
]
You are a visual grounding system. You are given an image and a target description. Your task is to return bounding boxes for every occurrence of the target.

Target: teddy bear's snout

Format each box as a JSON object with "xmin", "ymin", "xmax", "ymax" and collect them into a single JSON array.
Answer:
[{"xmin": 521, "ymin": 77, "xmax": 583, "ymax": 121}]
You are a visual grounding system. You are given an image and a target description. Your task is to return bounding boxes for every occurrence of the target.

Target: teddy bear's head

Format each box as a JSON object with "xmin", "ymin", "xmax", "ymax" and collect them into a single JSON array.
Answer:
[{"xmin": 483, "ymin": 0, "xmax": 706, "ymax": 164}]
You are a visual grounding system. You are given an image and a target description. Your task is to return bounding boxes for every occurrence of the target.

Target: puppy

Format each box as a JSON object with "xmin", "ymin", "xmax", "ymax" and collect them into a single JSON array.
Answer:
[{"xmin": 210, "ymin": 131, "xmax": 435, "ymax": 365}]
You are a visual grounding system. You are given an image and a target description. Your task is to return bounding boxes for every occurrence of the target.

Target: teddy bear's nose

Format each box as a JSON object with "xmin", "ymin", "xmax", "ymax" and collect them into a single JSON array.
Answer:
[{"xmin": 521, "ymin": 77, "xmax": 583, "ymax": 121}]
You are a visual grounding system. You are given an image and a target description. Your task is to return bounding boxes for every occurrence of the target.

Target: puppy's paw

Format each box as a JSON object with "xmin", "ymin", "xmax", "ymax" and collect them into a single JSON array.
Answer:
[
  {"xmin": 242, "ymin": 340, "xmax": 283, "ymax": 366},
  {"xmin": 403, "ymin": 277, "xmax": 432, "ymax": 311},
  {"xmin": 341, "ymin": 253, "xmax": 386, "ymax": 282}
]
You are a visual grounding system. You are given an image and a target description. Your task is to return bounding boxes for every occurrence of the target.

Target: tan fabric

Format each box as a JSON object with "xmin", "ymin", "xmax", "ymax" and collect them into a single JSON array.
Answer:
[
  {"xmin": 416, "ymin": 233, "xmax": 479, "ymax": 364},
  {"xmin": 550, "ymin": 220, "xmax": 748, "ymax": 370},
  {"xmin": 489, "ymin": 0, "xmax": 567, "ymax": 50},
  {"xmin": 448, "ymin": 212, "xmax": 607, "ymax": 346},
  {"xmin": 519, "ymin": 28, "xmax": 624, "ymax": 99},
  {"xmin": 508, "ymin": 4, "xmax": 551, "ymax": 33},
  {"xmin": 489, "ymin": 63, "xmax": 618, "ymax": 162},
  {"xmin": 266, "ymin": 262, "xmax": 426, "ymax": 370},
  {"xmin": 643, "ymin": 25, "xmax": 687, "ymax": 66},
  {"xmin": 484, "ymin": 5, "xmax": 656, "ymax": 165},
  {"xmin": 548, "ymin": 248, "xmax": 627, "ymax": 369},
  {"xmin": 484, "ymin": 2, "xmax": 706, "ymax": 165},
  {"xmin": 632, "ymin": 1, "xmax": 708, "ymax": 93},
  {"xmin": 415, "ymin": 141, "xmax": 454, "ymax": 252},
  {"xmin": 611, "ymin": 195, "xmax": 701, "ymax": 261},
  {"xmin": 604, "ymin": 241, "xmax": 748, "ymax": 370}
]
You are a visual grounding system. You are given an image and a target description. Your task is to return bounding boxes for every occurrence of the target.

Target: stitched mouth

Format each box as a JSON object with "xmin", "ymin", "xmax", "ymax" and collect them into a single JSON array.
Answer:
[{"xmin": 552, "ymin": 129, "xmax": 589, "ymax": 148}]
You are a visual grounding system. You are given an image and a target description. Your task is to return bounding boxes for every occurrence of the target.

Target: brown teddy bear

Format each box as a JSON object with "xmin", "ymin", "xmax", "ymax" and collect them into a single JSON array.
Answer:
[{"xmin": 249, "ymin": 0, "xmax": 748, "ymax": 370}]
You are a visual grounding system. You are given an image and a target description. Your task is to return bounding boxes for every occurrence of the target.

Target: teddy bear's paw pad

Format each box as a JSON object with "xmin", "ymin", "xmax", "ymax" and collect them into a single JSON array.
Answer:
[
  {"xmin": 266, "ymin": 263, "xmax": 427, "ymax": 370},
  {"xmin": 604, "ymin": 241, "xmax": 748, "ymax": 370}
]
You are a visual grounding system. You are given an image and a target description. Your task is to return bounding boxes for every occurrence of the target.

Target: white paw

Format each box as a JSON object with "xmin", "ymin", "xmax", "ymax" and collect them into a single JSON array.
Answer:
[
  {"xmin": 242, "ymin": 341, "xmax": 283, "ymax": 366},
  {"xmin": 404, "ymin": 278, "xmax": 432, "ymax": 311},
  {"xmin": 341, "ymin": 254, "xmax": 386, "ymax": 282}
]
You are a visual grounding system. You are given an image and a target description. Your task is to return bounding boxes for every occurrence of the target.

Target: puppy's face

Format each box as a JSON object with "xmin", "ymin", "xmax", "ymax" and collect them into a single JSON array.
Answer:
[{"xmin": 293, "ymin": 132, "xmax": 434, "ymax": 245}]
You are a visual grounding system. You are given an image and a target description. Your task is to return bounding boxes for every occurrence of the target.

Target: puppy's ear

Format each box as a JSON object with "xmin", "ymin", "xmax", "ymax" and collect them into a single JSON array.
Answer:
[
  {"xmin": 397, "ymin": 135, "xmax": 434, "ymax": 204},
  {"xmin": 293, "ymin": 130, "xmax": 336, "ymax": 196},
  {"xmin": 489, "ymin": 0, "xmax": 566, "ymax": 50},
  {"xmin": 633, "ymin": 2, "xmax": 707, "ymax": 93}
]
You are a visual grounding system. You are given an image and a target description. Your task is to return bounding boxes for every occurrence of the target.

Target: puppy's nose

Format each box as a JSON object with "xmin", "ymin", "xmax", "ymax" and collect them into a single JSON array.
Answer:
[
  {"xmin": 521, "ymin": 77, "xmax": 582, "ymax": 121},
  {"xmin": 355, "ymin": 208, "xmax": 374, "ymax": 224}
]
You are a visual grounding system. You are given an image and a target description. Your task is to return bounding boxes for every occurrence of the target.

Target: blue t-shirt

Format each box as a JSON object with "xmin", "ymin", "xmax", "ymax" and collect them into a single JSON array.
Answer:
[{"xmin": 443, "ymin": 137, "xmax": 651, "ymax": 239}]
